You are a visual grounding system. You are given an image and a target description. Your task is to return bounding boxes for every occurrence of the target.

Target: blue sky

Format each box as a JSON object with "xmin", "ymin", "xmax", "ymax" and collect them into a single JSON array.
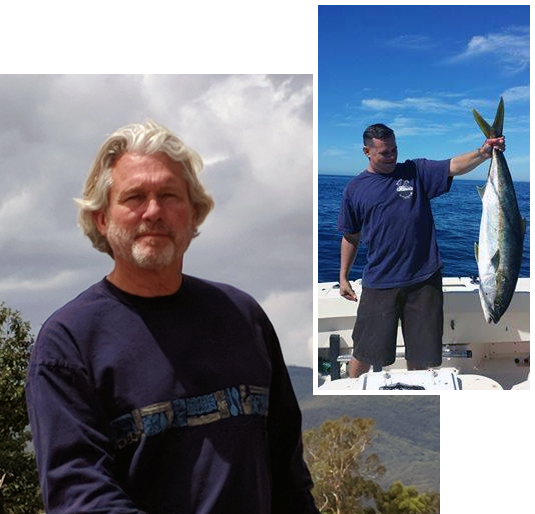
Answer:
[{"xmin": 318, "ymin": 5, "xmax": 530, "ymax": 181}]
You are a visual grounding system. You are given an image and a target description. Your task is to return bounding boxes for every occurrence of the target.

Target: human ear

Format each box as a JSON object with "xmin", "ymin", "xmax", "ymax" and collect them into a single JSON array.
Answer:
[{"xmin": 92, "ymin": 210, "xmax": 108, "ymax": 237}]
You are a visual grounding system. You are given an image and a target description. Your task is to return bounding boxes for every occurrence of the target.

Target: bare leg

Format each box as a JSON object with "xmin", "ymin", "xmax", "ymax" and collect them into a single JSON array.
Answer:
[{"xmin": 348, "ymin": 356, "xmax": 371, "ymax": 378}]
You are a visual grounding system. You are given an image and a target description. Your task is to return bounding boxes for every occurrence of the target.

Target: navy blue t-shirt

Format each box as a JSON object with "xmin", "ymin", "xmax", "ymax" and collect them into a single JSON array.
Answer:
[{"xmin": 338, "ymin": 159, "xmax": 451, "ymax": 288}]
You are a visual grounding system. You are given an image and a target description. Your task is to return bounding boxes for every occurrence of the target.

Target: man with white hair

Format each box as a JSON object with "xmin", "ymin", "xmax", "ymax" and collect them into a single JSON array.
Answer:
[{"xmin": 26, "ymin": 121, "xmax": 319, "ymax": 514}]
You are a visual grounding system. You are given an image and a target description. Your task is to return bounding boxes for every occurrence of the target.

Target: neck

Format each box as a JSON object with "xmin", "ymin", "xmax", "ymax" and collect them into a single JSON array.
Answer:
[
  {"xmin": 367, "ymin": 164, "xmax": 395, "ymax": 175},
  {"xmin": 106, "ymin": 258, "xmax": 184, "ymax": 297}
]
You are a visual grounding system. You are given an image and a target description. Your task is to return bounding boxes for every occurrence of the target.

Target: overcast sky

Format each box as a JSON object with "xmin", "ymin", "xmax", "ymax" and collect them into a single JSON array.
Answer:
[{"xmin": 0, "ymin": 74, "xmax": 314, "ymax": 367}]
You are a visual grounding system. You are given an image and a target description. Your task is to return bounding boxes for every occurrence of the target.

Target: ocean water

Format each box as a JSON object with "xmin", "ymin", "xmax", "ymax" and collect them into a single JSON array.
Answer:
[{"xmin": 318, "ymin": 174, "xmax": 530, "ymax": 283}]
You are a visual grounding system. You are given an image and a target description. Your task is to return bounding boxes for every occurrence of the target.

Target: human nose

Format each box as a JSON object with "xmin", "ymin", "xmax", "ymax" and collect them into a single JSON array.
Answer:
[{"xmin": 141, "ymin": 197, "xmax": 162, "ymax": 220}]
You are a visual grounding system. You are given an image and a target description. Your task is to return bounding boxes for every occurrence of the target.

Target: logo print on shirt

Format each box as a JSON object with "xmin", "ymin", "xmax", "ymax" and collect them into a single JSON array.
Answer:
[{"xmin": 396, "ymin": 179, "xmax": 413, "ymax": 199}]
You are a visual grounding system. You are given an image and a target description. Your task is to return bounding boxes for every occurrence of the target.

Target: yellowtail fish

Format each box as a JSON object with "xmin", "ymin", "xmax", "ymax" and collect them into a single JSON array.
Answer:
[{"xmin": 473, "ymin": 97, "xmax": 526, "ymax": 324}]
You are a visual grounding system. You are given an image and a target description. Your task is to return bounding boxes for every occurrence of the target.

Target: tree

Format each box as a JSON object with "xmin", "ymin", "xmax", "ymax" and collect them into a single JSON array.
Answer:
[
  {"xmin": 303, "ymin": 416, "xmax": 440, "ymax": 514},
  {"xmin": 374, "ymin": 481, "xmax": 439, "ymax": 514},
  {"xmin": 0, "ymin": 303, "xmax": 43, "ymax": 514},
  {"xmin": 303, "ymin": 415, "xmax": 386, "ymax": 514}
]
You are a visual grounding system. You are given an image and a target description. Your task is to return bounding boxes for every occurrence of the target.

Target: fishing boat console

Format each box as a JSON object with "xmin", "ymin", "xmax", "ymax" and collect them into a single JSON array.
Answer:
[{"xmin": 317, "ymin": 276, "xmax": 530, "ymax": 391}]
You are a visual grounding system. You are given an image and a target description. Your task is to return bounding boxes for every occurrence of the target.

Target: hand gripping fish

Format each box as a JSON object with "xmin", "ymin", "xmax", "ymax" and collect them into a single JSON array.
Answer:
[{"xmin": 473, "ymin": 97, "xmax": 526, "ymax": 324}]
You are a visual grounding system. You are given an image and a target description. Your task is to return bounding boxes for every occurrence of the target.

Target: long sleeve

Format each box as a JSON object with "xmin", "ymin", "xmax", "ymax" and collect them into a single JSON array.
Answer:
[
  {"xmin": 264, "ymin": 321, "xmax": 319, "ymax": 514},
  {"xmin": 26, "ymin": 323, "xmax": 145, "ymax": 514}
]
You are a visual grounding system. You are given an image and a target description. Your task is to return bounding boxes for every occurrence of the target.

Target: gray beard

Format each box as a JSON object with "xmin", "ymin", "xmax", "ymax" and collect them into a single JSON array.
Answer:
[{"xmin": 106, "ymin": 221, "xmax": 188, "ymax": 270}]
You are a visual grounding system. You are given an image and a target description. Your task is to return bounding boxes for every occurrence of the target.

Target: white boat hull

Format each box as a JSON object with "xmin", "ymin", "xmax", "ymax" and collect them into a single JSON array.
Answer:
[
  {"xmin": 318, "ymin": 277, "xmax": 530, "ymax": 390},
  {"xmin": 319, "ymin": 368, "xmax": 504, "ymax": 391}
]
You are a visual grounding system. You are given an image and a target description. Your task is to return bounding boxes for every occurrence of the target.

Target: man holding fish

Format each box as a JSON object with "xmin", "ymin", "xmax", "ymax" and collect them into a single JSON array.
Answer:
[{"xmin": 338, "ymin": 115, "xmax": 506, "ymax": 378}]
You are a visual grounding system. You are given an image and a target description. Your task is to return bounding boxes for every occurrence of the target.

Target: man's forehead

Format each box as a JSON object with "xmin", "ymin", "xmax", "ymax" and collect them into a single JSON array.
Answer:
[
  {"xmin": 369, "ymin": 136, "xmax": 396, "ymax": 148},
  {"xmin": 112, "ymin": 152, "xmax": 185, "ymax": 179},
  {"xmin": 107, "ymin": 154, "xmax": 188, "ymax": 200}
]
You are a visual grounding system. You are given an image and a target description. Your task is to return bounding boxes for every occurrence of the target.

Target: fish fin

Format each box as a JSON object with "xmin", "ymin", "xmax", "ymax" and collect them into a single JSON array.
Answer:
[
  {"xmin": 476, "ymin": 184, "xmax": 486, "ymax": 199},
  {"xmin": 472, "ymin": 109, "xmax": 492, "ymax": 138},
  {"xmin": 492, "ymin": 97, "xmax": 504, "ymax": 137},
  {"xmin": 490, "ymin": 249, "xmax": 500, "ymax": 271},
  {"xmin": 472, "ymin": 97, "xmax": 504, "ymax": 138},
  {"xmin": 474, "ymin": 242, "xmax": 479, "ymax": 263}
]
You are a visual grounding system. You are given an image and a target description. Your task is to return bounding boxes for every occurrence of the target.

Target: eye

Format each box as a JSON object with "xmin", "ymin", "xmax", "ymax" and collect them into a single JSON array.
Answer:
[
  {"xmin": 161, "ymin": 191, "xmax": 187, "ymax": 202},
  {"xmin": 119, "ymin": 192, "xmax": 145, "ymax": 205}
]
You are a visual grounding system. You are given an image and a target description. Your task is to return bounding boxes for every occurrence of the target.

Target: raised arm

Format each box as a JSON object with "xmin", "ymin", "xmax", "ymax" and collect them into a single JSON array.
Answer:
[{"xmin": 449, "ymin": 137, "xmax": 505, "ymax": 177}]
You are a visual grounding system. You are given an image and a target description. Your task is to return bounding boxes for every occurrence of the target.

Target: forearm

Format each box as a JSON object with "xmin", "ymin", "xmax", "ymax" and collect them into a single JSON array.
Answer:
[
  {"xmin": 339, "ymin": 233, "xmax": 360, "ymax": 282},
  {"xmin": 449, "ymin": 136, "xmax": 506, "ymax": 177},
  {"xmin": 449, "ymin": 147, "xmax": 490, "ymax": 176},
  {"xmin": 26, "ymin": 362, "xmax": 144, "ymax": 514}
]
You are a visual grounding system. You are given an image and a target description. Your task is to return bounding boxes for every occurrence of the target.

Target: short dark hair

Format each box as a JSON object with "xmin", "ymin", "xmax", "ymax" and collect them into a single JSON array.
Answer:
[{"xmin": 363, "ymin": 124, "xmax": 395, "ymax": 146}]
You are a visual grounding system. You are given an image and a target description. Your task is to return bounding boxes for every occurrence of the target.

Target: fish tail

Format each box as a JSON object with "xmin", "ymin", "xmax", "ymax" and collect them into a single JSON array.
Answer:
[{"xmin": 472, "ymin": 97, "xmax": 504, "ymax": 138}]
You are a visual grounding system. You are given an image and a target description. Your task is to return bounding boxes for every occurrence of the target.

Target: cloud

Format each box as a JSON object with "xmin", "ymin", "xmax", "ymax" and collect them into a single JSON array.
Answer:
[
  {"xmin": 458, "ymin": 88, "xmax": 529, "ymax": 121},
  {"xmin": 0, "ymin": 270, "xmax": 78, "ymax": 293},
  {"xmin": 390, "ymin": 115, "xmax": 453, "ymax": 137},
  {"xmin": 362, "ymin": 99, "xmax": 404, "ymax": 111},
  {"xmin": 458, "ymin": 98, "xmax": 495, "ymax": 110},
  {"xmin": 354, "ymin": 86, "xmax": 529, "ymax": 155},
  {"xmin": 502, "ymin": 85, "xmax": 530, "ymax": 103},
  {"xmin": 322, "ymin": 146, "xmax": 347, "ymax": 157},
  {"xmin": 384, "ymin": 34, "xmax": 437, "ymax": 50},
  {"xmin": 361, "ymin": 81, "xmax": 529, "ymax": 119},
  {"xmin": 446, "ymin": 27, "xmax": 529, "ymax": 73},
  {"xmin": 362, "ymin": 96, "xmax": 463, "ymax": 114},
  {"xmin": 261, "ymin": 289, "xmax": 314, "ymax": 366},
  {"xmin": 0, "ymin": 75, "xmax": 313, "ymax": 367}
]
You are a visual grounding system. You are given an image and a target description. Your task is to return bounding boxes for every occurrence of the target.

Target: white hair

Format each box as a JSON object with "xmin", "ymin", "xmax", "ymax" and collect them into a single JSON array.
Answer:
[{"xmin": 75, "ymin": 120, "xmax": 214, "ymax": 256}]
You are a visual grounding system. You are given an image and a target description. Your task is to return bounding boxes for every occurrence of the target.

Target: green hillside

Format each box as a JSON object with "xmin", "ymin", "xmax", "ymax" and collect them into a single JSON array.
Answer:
[{"xmin": 288, "ymin": 366, "xmax": 440, "ymax": 492}]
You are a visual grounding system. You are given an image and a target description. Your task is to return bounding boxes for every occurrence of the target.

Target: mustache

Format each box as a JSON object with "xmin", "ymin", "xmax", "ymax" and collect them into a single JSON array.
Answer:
[{"xmin": 135, "ymin": 223, "xmax": 175, "ymax": 238}]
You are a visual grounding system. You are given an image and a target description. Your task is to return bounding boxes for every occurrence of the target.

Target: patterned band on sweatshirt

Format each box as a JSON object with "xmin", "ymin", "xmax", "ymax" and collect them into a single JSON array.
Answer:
[{"xmin": 109, "ymin": 384, "xmax": 270, "ymax": 449}]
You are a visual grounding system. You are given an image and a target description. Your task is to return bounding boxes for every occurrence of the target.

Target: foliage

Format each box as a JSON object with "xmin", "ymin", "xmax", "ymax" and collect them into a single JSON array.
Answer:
[
  {"xmin": 303, "ymin": 415, "xmax": 440, "ymax": 514},
  {"xmin": 303, "ymin": 415, "xmax": 385, "ymax": 514},
  {"xmin": 374, "ymin": 481, "xmax": 440, "ymax": 514},
  {"xmin": 0, "ymin": 303, "xmax": 43, "ymax": 514}
]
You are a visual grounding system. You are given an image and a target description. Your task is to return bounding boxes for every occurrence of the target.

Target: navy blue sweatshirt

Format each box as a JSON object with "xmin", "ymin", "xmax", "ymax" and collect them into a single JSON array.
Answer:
[{"xmin": 26, "ymin": 276, "xmax": 318, "ymax": 513}]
